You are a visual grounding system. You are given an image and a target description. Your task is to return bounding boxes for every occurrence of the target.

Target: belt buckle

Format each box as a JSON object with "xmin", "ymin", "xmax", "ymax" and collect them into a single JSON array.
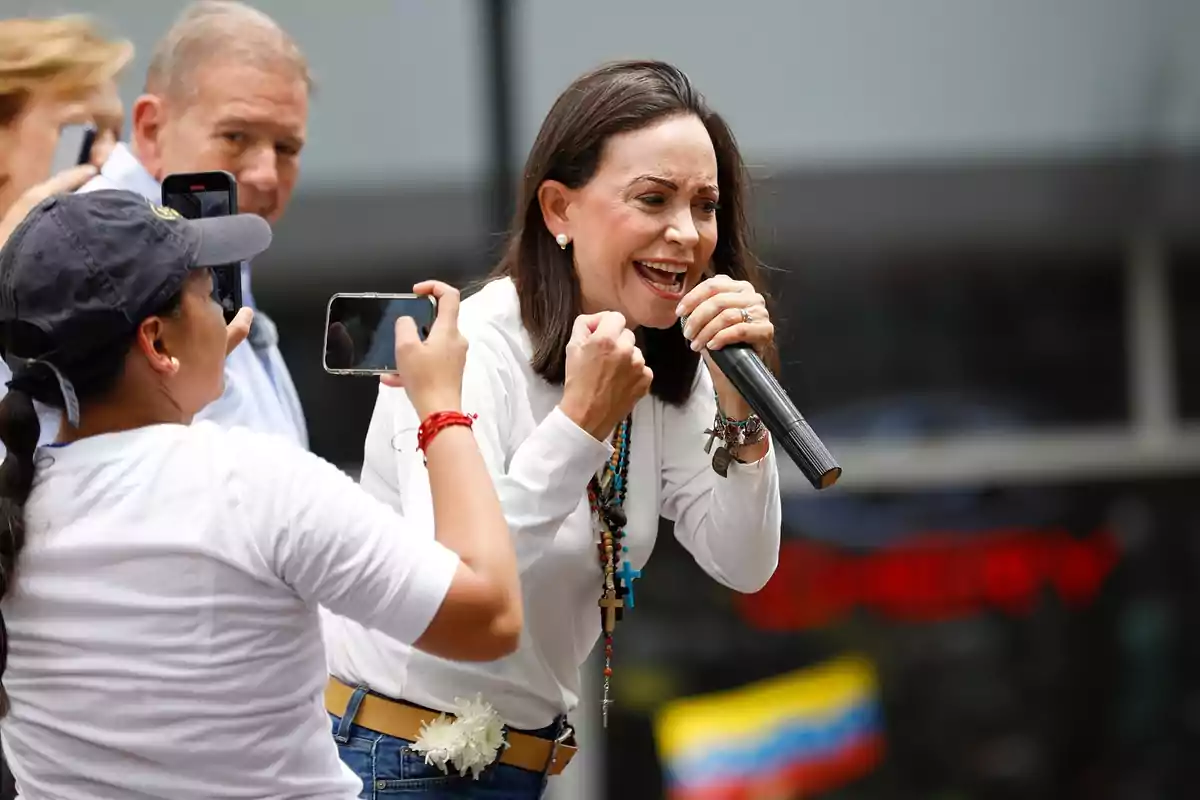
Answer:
[{"xmin": 543, "ymin": 722, "xmax": 574, "ymax": 774}]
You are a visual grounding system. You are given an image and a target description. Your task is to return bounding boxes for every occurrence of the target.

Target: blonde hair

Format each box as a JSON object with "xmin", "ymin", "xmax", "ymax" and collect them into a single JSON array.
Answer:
[{"xmin": 0, "ymin": 15, "xmax": 132, "ymax": 125}]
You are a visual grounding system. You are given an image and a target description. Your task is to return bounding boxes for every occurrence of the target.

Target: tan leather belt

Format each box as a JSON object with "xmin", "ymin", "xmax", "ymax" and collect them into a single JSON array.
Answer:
[{"xmin": 325, "ymin": 677, "xmax": 577, "ymax": 777}]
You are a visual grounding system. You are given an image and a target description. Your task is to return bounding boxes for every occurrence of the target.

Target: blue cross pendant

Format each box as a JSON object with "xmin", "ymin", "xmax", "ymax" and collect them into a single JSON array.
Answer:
[{"xmin": 617, "ymin": 559, "xmax": 642, "ymax": 609}]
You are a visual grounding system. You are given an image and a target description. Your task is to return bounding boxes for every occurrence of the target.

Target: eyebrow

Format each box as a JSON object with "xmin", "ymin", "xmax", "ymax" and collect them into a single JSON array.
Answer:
[
  {"xmin": 217, "ymin": 116, "xmax": 306, "ymax": 147},
  {"xmin": 631, "ymin": 174, "xmax": 719, "ymax": 195}
]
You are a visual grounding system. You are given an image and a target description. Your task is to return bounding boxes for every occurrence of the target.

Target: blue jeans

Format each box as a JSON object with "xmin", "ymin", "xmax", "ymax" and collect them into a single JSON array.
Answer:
[{"xmin": 330, "ymin": 686, "xmax": 567, "ymax": 799}]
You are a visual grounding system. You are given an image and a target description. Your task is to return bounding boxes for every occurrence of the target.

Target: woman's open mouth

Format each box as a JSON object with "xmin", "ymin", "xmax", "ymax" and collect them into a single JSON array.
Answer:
[{"xmin": 633, "ymin": 260, "xmax": 688, "ymax": 299}]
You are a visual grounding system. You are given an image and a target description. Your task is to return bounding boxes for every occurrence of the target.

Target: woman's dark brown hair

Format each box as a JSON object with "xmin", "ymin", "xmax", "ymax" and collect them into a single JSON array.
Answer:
[{"xmin": 491, "ymin": 59, "xmax": 774, "ymax": 406}]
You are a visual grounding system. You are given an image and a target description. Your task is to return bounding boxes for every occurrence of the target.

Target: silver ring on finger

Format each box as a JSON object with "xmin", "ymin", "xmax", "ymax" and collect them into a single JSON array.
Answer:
[{"xmin": 739, "ymin": 307, "xmax": 752, "ymax": 325}]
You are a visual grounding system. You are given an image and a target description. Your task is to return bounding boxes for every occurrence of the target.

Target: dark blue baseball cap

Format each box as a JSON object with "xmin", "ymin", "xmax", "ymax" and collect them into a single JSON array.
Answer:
[{"xmin": 0, "ymin": 189, "xmax": 272, "ymax": 425}]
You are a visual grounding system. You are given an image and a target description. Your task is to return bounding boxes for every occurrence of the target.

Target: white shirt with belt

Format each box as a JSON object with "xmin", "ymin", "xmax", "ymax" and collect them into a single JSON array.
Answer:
[
  {"xmin": 321, "ymin": 277, "xmax": 782, "ymax": 729},
  {"xmin": 63, "ymin": 143, "xmax": 309, "ymax": 448}
]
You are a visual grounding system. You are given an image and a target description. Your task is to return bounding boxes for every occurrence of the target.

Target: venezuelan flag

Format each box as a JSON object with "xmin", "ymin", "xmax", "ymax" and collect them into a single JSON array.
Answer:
[{"xmin": 653, "ymin": 655, "xmax": 884, "ymax": 799}]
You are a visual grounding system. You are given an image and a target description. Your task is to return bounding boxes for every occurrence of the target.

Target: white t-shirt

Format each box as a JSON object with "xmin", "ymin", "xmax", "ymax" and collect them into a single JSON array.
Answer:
[
  {"xmin": 323, "ymin": 277, "xmax": 782, "ymax": 729},
  {"xmin": 0, "ymin": 422, "xmax": 460, "ymax": 800}
]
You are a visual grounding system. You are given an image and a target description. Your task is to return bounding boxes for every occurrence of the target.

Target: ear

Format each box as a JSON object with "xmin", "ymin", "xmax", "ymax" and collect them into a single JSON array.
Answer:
[
  {"xmin": 134, "ymin": 315, "xmax": 180, "ymax": 377},
  {"xmin": 129, "ymin": 94, "xmax": 166, "ymax": 180},
  {"xmin": 536, "ymin": 179, "xmax": 576, "ymax": 243}
]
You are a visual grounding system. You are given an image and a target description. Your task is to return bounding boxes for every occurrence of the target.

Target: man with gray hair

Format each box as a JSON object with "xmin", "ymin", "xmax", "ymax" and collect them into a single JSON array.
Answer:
[{"xmin": 81, "ymin": 0, "xmax": 309, "ymax": 447}]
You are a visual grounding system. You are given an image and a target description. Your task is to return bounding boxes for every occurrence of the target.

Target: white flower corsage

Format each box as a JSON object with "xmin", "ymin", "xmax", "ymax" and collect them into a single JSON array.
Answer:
[{"xmin": 410, "ymin": 694, "xmax": 508, "ymax": 779}]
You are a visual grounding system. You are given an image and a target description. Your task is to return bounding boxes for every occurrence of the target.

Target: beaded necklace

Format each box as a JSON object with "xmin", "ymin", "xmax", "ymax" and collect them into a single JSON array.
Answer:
[{"xmin": 587, "ymin": 414, "xmax": 634, "ymax": 728}]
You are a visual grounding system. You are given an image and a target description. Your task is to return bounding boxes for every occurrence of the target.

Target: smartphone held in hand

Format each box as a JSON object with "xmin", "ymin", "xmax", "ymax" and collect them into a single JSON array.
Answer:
[
  {"xmin": 162, "ymin": 171, "xmax": 244, "ymax": 324},
  {"xmin": 50, "ymin": 124, "xmax": 98, "ymax": 174},
  {"xmin": 323, "ymin": 292, "xmax": 438, "ymax": 375}
]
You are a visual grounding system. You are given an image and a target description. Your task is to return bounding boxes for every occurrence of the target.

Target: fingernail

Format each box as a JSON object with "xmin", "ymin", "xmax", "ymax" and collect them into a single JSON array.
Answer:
[
  {"xmin": 690, "ymin": 339, "xmax": 701, "ymax": 352},
  {"xmin": 675, "ymin": 304, "xmax": 684, "ymax": 316}
]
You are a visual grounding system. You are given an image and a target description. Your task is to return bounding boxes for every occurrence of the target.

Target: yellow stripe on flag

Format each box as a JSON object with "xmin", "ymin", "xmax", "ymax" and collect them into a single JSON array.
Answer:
[{"xmin": 654, "ymin": 654, "xmax": 879, "ymax": 762}]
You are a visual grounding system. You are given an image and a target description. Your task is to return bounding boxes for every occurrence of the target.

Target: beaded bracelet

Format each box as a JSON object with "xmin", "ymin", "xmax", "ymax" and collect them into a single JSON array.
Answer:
[{"xmin": 417, "ymin": 410, "xmax": 478, "ymax": 461}]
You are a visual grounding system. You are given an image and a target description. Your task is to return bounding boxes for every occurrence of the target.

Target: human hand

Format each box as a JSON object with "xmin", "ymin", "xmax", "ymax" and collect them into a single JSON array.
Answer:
[
  {"xmin": 225, "ymin": 307, "xmax": 255, "ymax": 356},
  {"xmin": 89, "ymin": 127, "xmax": 118, "ymax": 167},
  {"xmin": 559, "ymin": 311, "xmax": 653, "ymax": 441},
  {"xmin": 676, "ymin": 275, "xmax": 773, "ymax": 355},
  {"xmin": 381, "ymin": 281, "xmax": 467, "ymax": 420},
  {"xmin": 0, "ymin": 163, "xmax": 99, "ymax": 247},
  {"xmin": 677, "ymin": 275, "xmax": 774, "ymax": 421}
]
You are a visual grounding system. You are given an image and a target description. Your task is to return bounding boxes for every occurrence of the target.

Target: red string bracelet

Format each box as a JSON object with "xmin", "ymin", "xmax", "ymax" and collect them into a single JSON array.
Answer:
[{"xmin": 417, "ymin": 410, "xmax": 478, "ymax": 457}]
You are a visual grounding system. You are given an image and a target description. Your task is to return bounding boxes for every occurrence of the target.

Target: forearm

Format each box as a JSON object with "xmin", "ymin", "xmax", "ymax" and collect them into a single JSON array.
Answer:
[
  {"xmin": 689, "ymin": 453, "xmax": 782, "ymax": 592},
  {"xmin": 665, "ymin": 351, "xmax": 780, "ymax": 592},
  {"xmin": 423, "ymin": 424, "xmax": 520, "ymax": 620},
  {"xmin": 385, "ymin": 386, "xmax": 609, "ymax": 576},
  {"xmin": 500, "ymin": 407, "xmax": 612, "ymax": 570},
  {"xmin": 714, "ymin": 385, "xmax": 770, "ymax": 463},
  {"xmin": 667, "ymin": 399, "xmax": 782, "ymax": 594}
]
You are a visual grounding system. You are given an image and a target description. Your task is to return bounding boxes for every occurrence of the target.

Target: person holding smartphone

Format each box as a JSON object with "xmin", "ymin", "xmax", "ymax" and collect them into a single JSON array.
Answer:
[
  {"xmin": 0, "ymin": 15, "xmax": 132, "ymax": 498},
  {"xmin": 80, "ymin": 1, "xmax": 313, "ymax": 448},
  {"xmin": 0, "ymin": 15, "xmax": 130, "ymax": 243},
  {"xmin": 0, "ymin": 190, "xmax": 522, "ymax": 800}
]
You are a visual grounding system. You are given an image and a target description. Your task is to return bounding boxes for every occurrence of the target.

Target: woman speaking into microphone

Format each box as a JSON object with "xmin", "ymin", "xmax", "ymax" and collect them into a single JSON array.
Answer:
[
  {"xmin": 0, "ymin": 190, "xmax": 521, "ymax": 799},
  {"xmin": 325, "ymin": 59, "xmax": 783, "ymax": 798}
]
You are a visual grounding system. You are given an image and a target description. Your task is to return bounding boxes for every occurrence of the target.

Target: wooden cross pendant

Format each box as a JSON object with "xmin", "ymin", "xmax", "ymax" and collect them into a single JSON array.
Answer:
[{"xmin": 599, "ymin": 587, "xmax": 624, "ymax": 633}]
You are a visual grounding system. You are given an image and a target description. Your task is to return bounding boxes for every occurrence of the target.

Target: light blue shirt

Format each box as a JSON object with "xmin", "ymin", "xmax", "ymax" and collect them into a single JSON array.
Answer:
[{"xmin": 0, "ymin": 143, "xmax": 309, "ymax": 452}]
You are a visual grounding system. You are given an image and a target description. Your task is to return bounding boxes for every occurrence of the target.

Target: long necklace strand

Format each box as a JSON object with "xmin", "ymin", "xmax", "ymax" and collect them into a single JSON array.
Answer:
[{"xmin": 587, "ymin": 414, "xmax": 632, "ymax": 729}]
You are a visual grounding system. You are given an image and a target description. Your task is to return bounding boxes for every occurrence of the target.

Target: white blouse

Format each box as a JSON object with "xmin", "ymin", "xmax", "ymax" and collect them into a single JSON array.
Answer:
[{"xmin": 322, "ymin": 277, "xmax": 782, "ymax": 729}]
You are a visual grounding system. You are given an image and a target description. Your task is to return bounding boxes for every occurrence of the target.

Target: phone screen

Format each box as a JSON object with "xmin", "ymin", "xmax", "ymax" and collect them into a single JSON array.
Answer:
[
  {"xmin": 324, "ymin": 295, "xmax": 436, "ymax": 373},
  {"xmin": 162, "ymin": 186, "xmax": 242, "ymax": 323},
  {"xmin": 50, "ymin": 124, "xmax": 96, "ymax": 174},
  {"xmin": 164, "ymin": 189, "xmax": 230, "ymax": 219}
]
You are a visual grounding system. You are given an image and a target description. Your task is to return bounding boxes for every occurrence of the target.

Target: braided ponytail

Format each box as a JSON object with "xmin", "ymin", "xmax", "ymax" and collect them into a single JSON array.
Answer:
[{"xmin": 0, "ymin": 387, "xmax": 40, "ymax": 716}]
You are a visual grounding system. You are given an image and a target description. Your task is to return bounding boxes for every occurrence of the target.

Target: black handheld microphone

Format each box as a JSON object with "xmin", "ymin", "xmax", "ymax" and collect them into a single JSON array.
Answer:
[{"xmin": 703, "ymin": 341, "xmax": 842, "ymax": 490}]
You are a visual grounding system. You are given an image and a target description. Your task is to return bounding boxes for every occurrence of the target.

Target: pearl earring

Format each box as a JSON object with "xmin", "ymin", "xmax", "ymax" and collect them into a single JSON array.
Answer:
[
  {"xmin": 556, "ymin": 233, "xmax": 570, "ymax": 250},
  {"xmin": 169, "ymin": 356, "xmax": 180, "ymax": 370}
]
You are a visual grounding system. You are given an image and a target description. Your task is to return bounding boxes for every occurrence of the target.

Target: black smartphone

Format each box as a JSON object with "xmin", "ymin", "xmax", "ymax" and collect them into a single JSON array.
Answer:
[
  {"xmin": 323, "ymin": 293, "xmax": 437, "ymax": 375},
  {"xmin": 50, "ymin": 124, "xmax": 97, "ymax": 174},
  {"xmin": 161, "ymin": 170, "xmax": 243, "ymax": 324}
]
